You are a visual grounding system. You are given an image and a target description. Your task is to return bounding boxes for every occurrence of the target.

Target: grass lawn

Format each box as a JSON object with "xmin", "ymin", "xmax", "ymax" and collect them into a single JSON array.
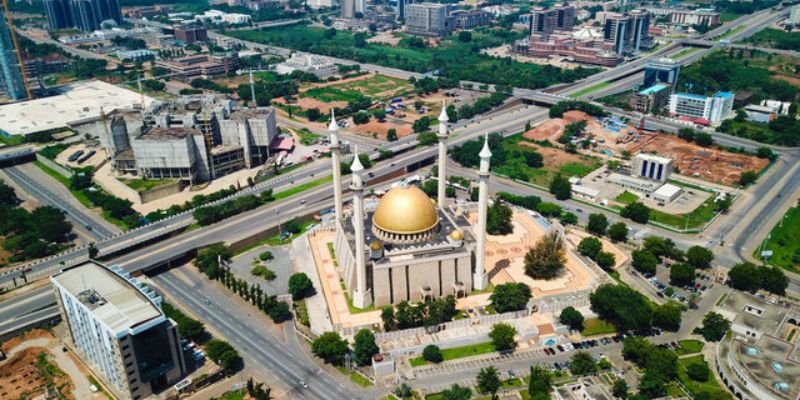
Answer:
[
  {"xmin": 649, "ymin": 194, "xmax": 718, "ymax": 230},
  {"xmin": 672, "ymin": 47, "xmax": 699, "ymax": 60},
  {"xmin": 614, "ymin": 191, "xmax": 640, "ymax": 204},
  {"xmin": 425, "ymin": 388, "xmax": 473, "ymax": 400},
  {"xmin": 335, "ymin": 366, "xmax": 374, "ymax": 387},
  {"xmin": 758, "ymin": 206, "xmax": 800, "ymax": 272},
  {"xmin": 719, "ymin": 12, "xmax": 740, "ymax": 22},
  {"xmin": 677, "ymin": 355, "xmax": 732, "ymax": 400},
  {"xmin": 664, "ymin": 383, "xmax": 686, "ymax": 398},
  {"xmin": 120, "ymin": 178, "xmax": 176, "ymax": 192},
  {"xmin": 581, "ymin": 318, "xmax": 617, "ymax": 337},
  {"xmin": 344, "ymin": 291, "xmax": 376, "ymax": 314},
  {"xmin": 273, "ymin": 175, "xmax": 332, "ymax": 201},
  {"xmin": 302, "ymin": 86, "xmax": 364, "ymax": 103},
  {"xmin": 569, "ymin": 81, "xmax": 610, "ymax": 98},
  {"xmin": 333, "ymin": 74, "xmax": 413, "ymax": 99},
  {"xmin": 676, "ymin": 340, "xmax": 705, "ymax": 356},
  {"xmin": 410, "ymin": 342, "xmax": 496, "ymax": 366},
  {"xmin": 501, "ymin": 378, "xmax": 524, "ymax": 389},
  {"xmin": 218, "ymin": 389, "xmax": 245, "ymax": 400},
  {"xmin": 295, "ymin": 128, "xmax": 320, "ymax": 145},
  {"xmin": 295, "ymin": 299, "xmax": 310, "ymax": 327},
  {"xmin": 497, "ymin": 135, "xmax": 603, "ymax": 187},
  {"xmin": 0, "ymin": 134, "xmax": 25, "ymax": 146}
]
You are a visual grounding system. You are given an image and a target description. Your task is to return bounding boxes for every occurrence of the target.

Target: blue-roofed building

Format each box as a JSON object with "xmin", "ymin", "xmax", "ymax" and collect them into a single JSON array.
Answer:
[
  {"xmin": 668, "ymin": 91, "xmax": 735, "ymax": 123},
  {"xmin": 629, "ymin": 83, "xmax": 671, "ymax": 113}
]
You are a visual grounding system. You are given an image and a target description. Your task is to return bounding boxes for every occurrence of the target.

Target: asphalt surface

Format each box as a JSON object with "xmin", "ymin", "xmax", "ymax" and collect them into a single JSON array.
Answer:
[{"xmin": 0, "ymin": 286, "xmax": 58, "ymax": 337}]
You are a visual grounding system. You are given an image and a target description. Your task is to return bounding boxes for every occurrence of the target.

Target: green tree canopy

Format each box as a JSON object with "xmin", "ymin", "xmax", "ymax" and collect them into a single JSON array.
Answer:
[
  {"xmin": 549, "ymin": 174, "xmax": 572, "ymax": 200},
  {"xmin": 621, "ymin": 202, "xmax": 650, "ymax": 224},
  {"xmin": 669, "ymin": 263, "xmax": 695, "ymax": 287},
  {"xmin": 489, "ymin": 322, "xmax": 517, "ymax": 351},
  {"xmin": 353, "ymin": 329, "xmax": 379, "ymax": 366},
  {"xmin": 607, "ymin": 222, "xmax": 628, "ymax": 242},
  {"xmin": 524, "ymin": 231, "xmax": 566, "ymax": 279},
  {"xmin": 590, "ymin": 284, "xmax": 652, "ymax": 332},
  {"xmin": 311, "ymin": 332, "xmax": 349, "ymax": 365},
  {"xmin": 423, "ymin": 344, "xmax": 443, "ymax": 363},
  {"xmin": 686, "ymin": 246, "xmax": 714, "ymax": 269},
  {"xmin": 489, "ymin": 283, "xmax": 532, "ymax": 313},
  {"xmin": 631, "ymin": 249, "xmax": 658, "ymax": 275},
  {"xmin": 586, "ymin": 213, "xmax": 608, "ymax": 236},
  {"xmin": 698, "ymin": 311, "xmax": 731, "ymax": 342},
  {"xmin": 477, "ymin": 366, "xmax": 501, "ymax": 398},
  {"xmin": 288, "ymin": 272, "xmax": 314, "ymax": 300},
  {"xmin": 487, "ymin": 202, "xmax": 514, "ymax": 235},
  {"xmin": 559, "ymin": 306, "xmax": 584, "ymax": 331},
  {"xmin": 570, "ymin": 351, "xmax": 597, "ymax": 375},
  {"xmin": 578, "ymin": 236, "xmax": 603, "ymax": 259}
]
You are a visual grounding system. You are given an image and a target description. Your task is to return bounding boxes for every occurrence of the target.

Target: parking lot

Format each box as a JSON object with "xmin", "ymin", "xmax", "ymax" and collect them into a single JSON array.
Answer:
[{"xmin": 635, "ymin": 266, "xmax": 715, "ymax": 305}]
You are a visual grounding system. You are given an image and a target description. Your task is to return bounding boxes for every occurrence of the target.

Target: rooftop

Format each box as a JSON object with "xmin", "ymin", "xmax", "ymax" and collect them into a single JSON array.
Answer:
[
  {"xmin": 654, "ymin": 183, "xmax": 681, "ymax": 197},
  {"xmin": 730, "ymin": 337, "xmax": 800, "ymax": 400},
  {"xmin": 719, "ymin": 291, "xmax": 788, "ymax": 336},
  {"xmin": 713, "ymin": 91, "xmax": 735, "ymax": 99},
  {"xmin": 139, "ymin": 126, "xmax": 199, "ymax": 140},
  {"xmin": 51, "ymin": 261, "xmax": 162, "ymax": 334},
  {"xmin": 0, "ymin": 80, "xmax": 153, "ymax": 136},
  {"xmin": 638, "ymin": 84, "xmax": 669, "ymax": 95},
  {"xmin": 229, "ymin": 107, "xmax": 274, "ymax": 121},
  {"xmin": 673, "ymin": 92, "xmax": 708, "ymax": 101}
]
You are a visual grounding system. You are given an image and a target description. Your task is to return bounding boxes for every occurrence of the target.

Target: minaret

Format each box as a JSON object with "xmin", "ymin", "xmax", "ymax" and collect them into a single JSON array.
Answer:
[
  {"xmin": 329, "ymin": 110, "xmax": 344, "ymax": 221},
  {"xmin": 350, "ymin": 147, "xmax": 372, "ymax": 308},
  {"xmin": 249, "ymin": 69, "xmax": 257, "ymax": 106},
  {"xmin": 437, "ymin": 100, "xmax": 449, "ymax": 207},
  {"xmin": 474, "ymin": 134, "xmax": 492, "ymax": 290}
]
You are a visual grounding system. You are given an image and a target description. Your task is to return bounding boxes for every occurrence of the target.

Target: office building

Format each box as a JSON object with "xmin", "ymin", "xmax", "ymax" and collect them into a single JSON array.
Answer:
[
  {"xmin": 632, "ymin": 153, "xmax": 673, "ymax": 183},
  {"xmin": 451, "ymin": 9, "xmax": 492, "ymax": 30},
  {"xmin": 307, "ymin": 0, "xmax": 333, "ymax": 8},
  {"xmin": 0, "ymin": 11, "xmax": 26, "ymax": 100},
  {"xmin": 405, "ymin": 3, "xmax": 452, "ymax": 36},
  {"xmin": 643, "ymin": 57, "xmax": 680, "ymax": 88},
  {"xmin": 603, "ymin": 13, "xmax": 629, "ymax": 55},
  {"xmin": 397, "ymin": 0, "xmax": 406, "ymax": 20},
  {"xmin": 744, "ymin": 100, "xmax": 791, "ymax": 123},
  {"xmin": 553, "ymin": 3, "xmax": 576, "ymax": 31},
  {"xmin": 44, "ymin": 0, "xmax": 123, "ymax": 31},
  {"xmin": 512, "ymin": 34, "xmax": 622, "ymax": 66},
  {"xmin": 603, "ymin": 10, "xmax": 651, "ymax": 55},
  {"xmin": 51, "ymin": 261, "xmax": 186, "ymax": 400},
  {"xmin": 155, "ymin": 53, "xmax": 239, "ymax": 81},
  {"xmin": 355, "ymin": 0, "xmax": 366, "ymax": 14},
  {"xmin": 668, "ymin": 91, "xmax": 734, "ymax": 123},
  {"xmin": 628, "ymin": 84, "xmax": 670, "ymax": 113},
  {"xmin": 791, "ymin": 5, "xmax": 800, "ymax": 25},
  {"xmin": 341, "ymin": 0, "xmax": 355, "ymax": 18},
  {"xmin": 670, "ymin": 8, "xmax": 720, "ymax": 26},
  {"xmin": 173, "ymin": 25, "xmax": 208, "ymax": 44},
  {"xmin": 529, "ymin": 3, "xmax": 574, "ymax": 35},
  {"xmin": 628, "ymin": 10, "xmax": 652, "ymax": 52}
]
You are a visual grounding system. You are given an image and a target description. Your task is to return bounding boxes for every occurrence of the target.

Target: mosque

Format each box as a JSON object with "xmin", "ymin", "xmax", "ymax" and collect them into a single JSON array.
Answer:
[{"xmin": 327, "ymin": 105, "xmax": 494, "ymax": 308}]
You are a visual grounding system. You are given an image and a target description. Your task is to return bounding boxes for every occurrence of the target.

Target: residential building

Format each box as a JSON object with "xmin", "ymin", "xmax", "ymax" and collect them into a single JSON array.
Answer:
[
  {"xmin": 632, "ymin": 153, "xmax": 673, "ymax": 183},
  {"xmin": 512, "ymin": 34, "xmax": 622, "ymax": 66},
  {"xmin": 628, "ymin": 84, "xmax": 670, "ymax": 113},
  {"xmin": 0, "ymin": 12, "xmax": 27, "ymax": 100},
  {"xmin": 670, "ymin": 8, "xmax": 720, "ymax": 26},
  {"xmin": 668, "ymin": 91, "xmax": 734, "ymax": 123},
  {"xmin": 44, "ymin": 0, "xmax": 123, "ymax": 31},
  {"xmin": 643, "ymin": 57, "xmax": 680, "ymax": 88},
  {"xmin": 405, "ymin": 3, "xmax": 452, "ymax": 36},
  {"xmin": 451, "ymin": 10, "xmax": 492, "ymax": 30},
  {"xmin": 155, "ymin": 53, "xmax": 239, "ymax": 81},
  {"xmin": 173, "ymin": 25, "xmax": 208, "ymax": 44},
  {"xmin": 275, "ymin": 52, "xmax": 337, "ymax": 77},
  {"xmin": 51, "ymin": 261, "xmax": 186, "ymax": 400}
]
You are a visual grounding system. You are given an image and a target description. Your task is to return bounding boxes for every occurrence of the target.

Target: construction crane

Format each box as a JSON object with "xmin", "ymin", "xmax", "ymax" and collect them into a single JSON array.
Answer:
[{"xmin": 2, "ymin": 0, "xmax": 32, "ymax": 99}]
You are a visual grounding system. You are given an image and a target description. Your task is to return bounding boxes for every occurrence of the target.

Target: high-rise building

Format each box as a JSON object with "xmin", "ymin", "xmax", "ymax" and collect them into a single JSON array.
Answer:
[
  {"xmin": 51, "ymin": 261, "xmax": 186, "ymax": 400},
  {"xmin": 643, "ymin": 57, "xmax": 680, "ymax": 88},
  {"xmin": 43, "ymin": 0, "xmax": 123, "ymax": 32},
  {"xmin": 553, "ymin": 3, "xmax": 575, "ymax": 31},
  {"xmin": 405, "ymin": 3, "xmax": 452, "ymax": 36},
  {"xmin": 0, "ymin": 11, "xmax": 26, "ymax": 100},
  {"xmin": 790, "ymin": 4, "xmax": 800, "ymax": 25},
  {"xmin": 530, "ymin": 3, "xmax": 574, "ymax": 35},
  {"xmin": 355, "ymin": 0, "xmax": 365, "ymax": 14},
  {"xmin": 603, "ymin": 13, "xmax": 629, "ymax": 55},
  {"xmin": 603, "ymin": 10, "xmax": 651, "ymax": 55},
  {"xmin": 628, "ymin": 9, "xmax": 652, "ymax": 52},
  {"xmin": 341, "ymin": 0, "xmax": 355, "ymax": 18}
]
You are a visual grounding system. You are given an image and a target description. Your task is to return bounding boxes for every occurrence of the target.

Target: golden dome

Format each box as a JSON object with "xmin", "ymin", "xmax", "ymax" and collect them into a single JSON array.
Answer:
[
  {"xmin": 449, "ymin": 229, "xmax": 463, "ymax": 240},
  {"xmin": 373, "ymin": 185, "xmax": 439, "ymax": 234},
  {"xmin": 370, "ymin": 240, "xmax": 383, "ymax": 250}
]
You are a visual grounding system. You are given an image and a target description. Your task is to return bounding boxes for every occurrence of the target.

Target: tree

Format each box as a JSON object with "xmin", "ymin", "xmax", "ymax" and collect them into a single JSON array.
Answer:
[
  {"xmin": 595, "ymin": 251, "xmax": 616, "ymax": 271},
  {"xmin": 559, "ymin": 306, "xmax": 584, "ymax": 331},
  {"xmin": 587, "ymin": 213, "xmax": 608, "ymax": 236},
  {"xmin": 549, "ymin": 174, "xmax": 572, "ymax": 200},
  {"xmin": 458, "ymin": 30, "xmax": 473, "ymax": 42},
  {"xmin": 387, "ymin": 128, "xmax": 398, "ymax": 141},
  {"xmin": 352, "ymin": 111, "xmax": 370, "ymax": 124},
  {"xmin": 669, "ymin": 263, "xmax": 695, "ymax": 286},
  {"xmin": 206, "ymin": 339, "xmax": 240, "ymax": 371},
  {"xmin": 760, "ymin": 266, "xmax": 788, "ymax": 295},
  {"xmin": 324, "ymin": 28, "xmax": 337, "ymax": 39},
  {"xmin": 590, "ymin": 284, "xmax": 652, "ymax": 332},
  {"xmin": 489, "ymin": 283, "xmax": 532, "ymax": 313},
  {"xmin": 268, "ymin": 301, "xmax": 291, "ymax": 322},
  {"xmin": 643, "ymin": 236, "xmax": 682, "ymax": 262},
  {"xmin": 739, "ymin": 170, "xmax": 758, "ymax": 186},
  {"xmin": 607, "ymin": 222, "xmax": 628, "ymax": 242},
  {"xmin": 570, "ymin": 351, "xmax": 596, "ymax": 375},
  {"xmin": 687, "ymin": 362, "xmax": 709, "ymax": 382},
  {"xmin": 560, "ymin": 212, "xmax": 578, "ymax": 225},
  {"xmin": 578, "ymin": 237, "xmax": 602, "ymax": 259},
  {"xmin": 528, "ymin": 364, "xmax": 552, "ymax": 399},
  {"xmin": 686, "ymin": 246, "xmax": 714, "ymax": 269},
  {"xmin": 353, "ymin": 329, "xmax": 379, "ymax": 366},
  {"xmin": 698, "ymin": 311, "xmax": 731, "ymax": 341},
  {"xmin": 621, "ymin": 202, "xmax": 650, "ymax": 224},
  {"xmin": 87, "ymin": 242, "xmax": 99, "ymax": 259},
  {"xmin": 477, "ymin": 366, "xmax": 501, "ymax": 398},
  {"xmin": 441, "ymin": 384, "xmax": 471, "ymax": 400},
  {"xmin": 394, "ymin": 383, "xmax": 413, "ymax": 399},
  {"xmin": 728, "ymin": 262, "xmax": 761, "ymax": 292},
  {"xmin": 0, "ymin": 180, "xmax": 19, "ymax": 206},
  {"xmin": 612, "ymin": 379, "xmax": 628, "ymax": 399},
  {"xmin": 423, "ymin": 344, "xmax": 443, "ymax": 363},
  {"xmin": 381, "ymin": 307, "xmax": 396, "ymax": 331},
  {"xmin": 638, "ymin": 369, "xmax": 667, "ymax": 399},
  {"xmin": 306, "ymin": 107, "xmax": 321, "ymax": 121},
  {"xmin": 489, "ymin": 322, "xmax": 517, "ymax": 351},
  {"xmin": 622, "ymin": 336, "xmax": 654, "ymax": 366},
  {"xmin": 487, "ymin": 202, "xmax": 513, "ymax": 235},
  {"xmin": 652, "ymin": 301, "xmax": 682, "ymax": 332},
  {"xmin": 413, "ymin": 116, "xmax": 431, "ymax": 133},
  {"xmin": 524, "ymin": 232, "xmax": 566, "ymax": 279},
  {"xmin": 631, "ymin": 249, "xmax": 658, "ymax": 275},
  {"xmin": 288, "ymin": 272, "xmax": 314, "ymax": 300},
  {"xmin": 694, "ymin": 132, "xmax": 714, "ymax": 147},
  {"xmin": 311, "ymin": 332, "xmax": 349, "ymax": 365}
]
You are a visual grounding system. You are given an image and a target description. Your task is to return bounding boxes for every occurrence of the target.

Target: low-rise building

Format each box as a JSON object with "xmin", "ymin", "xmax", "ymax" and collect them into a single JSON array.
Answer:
[
  {"xmin": 450, "ymin": 9, "xmax": 493, "ymax": 30},
  {"xmin": 116, "ymin": 49, "xmax": 156, "ymax": 62},
  {"xmin": 632, "ymin": 153, "xmax": 673, "ymax": 183},
  {"xmin": 155, "ymin": 53, "xmax": 239, "ymax": 80},
  {"xmin": 652, "ymin": 183, "xmax": 682, "ymax": 204},
  {"xmin": 628, "ymin": 84, "xmax": 670, "ymax": 113},
  {"xmin": 195, "ymin": 9, "xmax": 252, "ymax": 25},
  {"xmin": 512, "ymin": 34, "xmax": 622, "ymax": 67},
  {"xmin": 670, "ymin": 8, "xmax": 720, "ymax": 26},
  {"xmin": 275, "ymin": 52, "xmax": 337, "ymax": 77},
  {"xmin": 51, "ymin": 261, "xmax": 186, "ymax": 400},
  {"xmin": 173, "ymin": 25, "xmax": 208, "ymax": 44},
  {"xmin": 668, "ymin": 91, "xmax": 734, "ymax": 123}
]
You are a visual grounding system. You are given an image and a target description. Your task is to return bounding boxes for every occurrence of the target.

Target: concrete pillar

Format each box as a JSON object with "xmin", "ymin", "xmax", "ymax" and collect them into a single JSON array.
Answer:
[
  {"xmin": 350, "ymin": 146, "xmax": 372, "ymax": 308},
  {"xmin": 437, "ymin": 100, "xmax": 449, "ymax": 208},
  {"xmin": 474, "ymin": 134, "xmax": 492, "ymax": 290},
  {"xmin": 329, "ymin": 110, "xmax": 344, "ymax": 221}
]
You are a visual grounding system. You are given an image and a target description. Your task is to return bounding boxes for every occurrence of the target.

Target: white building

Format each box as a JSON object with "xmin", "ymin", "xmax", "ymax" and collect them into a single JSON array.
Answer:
[
  {"xmin": 632, "ymin": 153, "xmax": 673, "ymax": 183},
  {"xmin": 653, "ymin": 183, "xmax": 682, "ymax": 204},
  {"xmin": 275, "ymin": 53, "xmax": 337, "ymax": 77},
  {"xmin": 307, "ymin": 0, "xmax": 334, "ymax": 8},
  {"xmin": 195, "ymin": 9, "xmax": 252, "ymax": 25},
  {"xmin": 790, "ymin": 4, "xmax": 800, "ymax": 25},
  {"xmin": 51, "ymin": 261, "xmax": 186, "ymax": 400},
  {"xmin": 668, "ymin": 91, "xmax": 734, "ymax": 123}
]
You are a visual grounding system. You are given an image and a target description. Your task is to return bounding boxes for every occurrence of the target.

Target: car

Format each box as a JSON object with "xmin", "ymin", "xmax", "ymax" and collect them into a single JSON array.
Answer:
[
  {"xmin": 576, "ymin": 208, "xmax": 584, "ymax": 213},
  {"xmin": 700, "ymin": 285, "xmax": 707, "ymax": 291},
  {"xmin": 657, "ymin": 291, "xmax": 664, "ymax": 298},
  {"xmin": 85, "ymin": 225, "xmax": 93, "ymax": 231},
  {"xmin": 547, "ymin": 347, "xmax": 555, "ymax": 355},
  {"xmin": 509, "ymin": 370, "xmax": 516, "ymax": 378},
  {"xmin": 556, "ymin": 345, "xmax": 565, "ymax": 352},
  {"xmin": 300, "ymin": 380, "xmax": 308, "ymax": 389}
]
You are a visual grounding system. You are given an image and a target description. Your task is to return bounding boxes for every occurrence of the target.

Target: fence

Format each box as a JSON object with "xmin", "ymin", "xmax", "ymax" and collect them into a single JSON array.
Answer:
[{"xmin": 35, "ymin": 154, "xmax": 73, "ymax": 178}]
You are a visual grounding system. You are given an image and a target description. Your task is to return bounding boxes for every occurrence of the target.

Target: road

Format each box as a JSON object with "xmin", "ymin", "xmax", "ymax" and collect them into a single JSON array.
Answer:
[
  {"xmin": 0, "ymin": 286, "xmax": 59, "ymax": 338},
  {"xmin": 2, "ymin": 164, "xmax": 118, "ymax": 241}
]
